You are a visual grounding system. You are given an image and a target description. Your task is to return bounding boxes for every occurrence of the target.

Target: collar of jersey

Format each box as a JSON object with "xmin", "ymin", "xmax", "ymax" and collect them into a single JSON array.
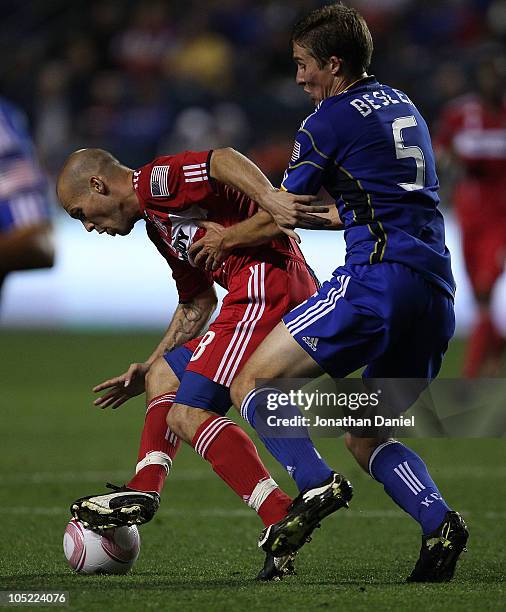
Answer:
[{"xmin": 321, "ymin": 75, "xmax": 378, "ymax": 106}]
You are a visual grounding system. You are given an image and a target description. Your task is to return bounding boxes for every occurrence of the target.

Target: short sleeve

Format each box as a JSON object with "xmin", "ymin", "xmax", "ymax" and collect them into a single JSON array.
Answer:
[
  {"xmin": 136, "ymin": 151, "xmax": 214, "ymax": 212},
  {"xmin": 281, "ymin": 111, "xmax": 336, "ymax": 195}
]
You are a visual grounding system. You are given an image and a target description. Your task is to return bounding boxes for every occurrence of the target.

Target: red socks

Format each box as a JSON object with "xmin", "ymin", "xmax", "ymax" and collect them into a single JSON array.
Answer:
[
  {"xmin": 127, "ymin": 393, "xmax": 181, "ymax": 494},
  {"xmin": 192, "ymin": 415, "xmax": 291, "ymax": 526},
  {"xmin": 128, "ymin": 398, "xmax": 291, "ymax": 527}
]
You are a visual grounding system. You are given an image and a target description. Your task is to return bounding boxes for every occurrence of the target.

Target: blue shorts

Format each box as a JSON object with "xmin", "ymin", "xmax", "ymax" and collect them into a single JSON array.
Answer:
[
  {"xmin": 283, "ymin": 262, "xmax": 455, "ymax": 381},
  {"xmin": 163, "ymin": 346, "xmax": 232, "ymax": 416}
]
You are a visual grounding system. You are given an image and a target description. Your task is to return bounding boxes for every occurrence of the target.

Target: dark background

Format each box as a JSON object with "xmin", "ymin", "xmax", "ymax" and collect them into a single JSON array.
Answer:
[{"xmin": 1, "ymin": 0, "xmax": 504, "ymax": 184}]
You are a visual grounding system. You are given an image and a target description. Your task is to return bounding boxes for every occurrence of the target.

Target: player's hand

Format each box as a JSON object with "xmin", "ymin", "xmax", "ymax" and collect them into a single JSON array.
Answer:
[
  {"xmin": 92, "ymin": 362, "xmax": 150, "ymax": 409},
  {"xmin": 189, "ymin": 221, "xmax": 230, "ymax": 272},
  {"xmin": 259, "ymin": 190, "xmax": 331, "ymax": 236}
]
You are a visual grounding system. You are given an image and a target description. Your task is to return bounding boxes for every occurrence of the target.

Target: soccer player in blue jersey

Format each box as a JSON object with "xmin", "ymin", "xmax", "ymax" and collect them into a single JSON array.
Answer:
[
  {"xmin": 0, "ymin": 97, "xmax": 54, "ymax": 299},
  {"xmin": 199, "ymin": 3, "xmax": 469, "ymax": 582}
]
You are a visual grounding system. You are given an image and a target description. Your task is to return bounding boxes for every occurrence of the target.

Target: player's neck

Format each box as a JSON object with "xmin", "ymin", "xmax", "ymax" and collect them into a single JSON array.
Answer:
[
  {"xmin": 122, "ymin": 170, "xmax": 142, "ymax": 220},
  {"xmin": 330, "ymin": 72, "xmax": 369, "ymax": 98}
]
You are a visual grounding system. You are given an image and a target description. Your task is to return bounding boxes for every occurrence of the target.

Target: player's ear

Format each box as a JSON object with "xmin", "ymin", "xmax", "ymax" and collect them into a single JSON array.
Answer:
[
  {"xmin": 90, "ymin": 176, "xmax": 107, "ymax": 195},
  {"xmin": 329, "ymin": 56, "xmax": 342, "ymax": 75}
]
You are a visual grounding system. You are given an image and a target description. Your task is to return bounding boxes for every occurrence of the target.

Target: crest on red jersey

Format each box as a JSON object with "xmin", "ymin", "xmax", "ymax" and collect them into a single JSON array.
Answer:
[{"xmin": 150, "ymin": 165, "xmax": 170, "ymax": 197}]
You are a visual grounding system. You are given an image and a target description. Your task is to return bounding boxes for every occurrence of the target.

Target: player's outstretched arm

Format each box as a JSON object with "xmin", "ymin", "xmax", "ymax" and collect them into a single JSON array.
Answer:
[
  {"xmin": 93, "ymin": 287, "xmax": 218, "ymax": 409},
  {"xmin": 209, "ymin": 148, "xmax": 331, "ymax": 234}
]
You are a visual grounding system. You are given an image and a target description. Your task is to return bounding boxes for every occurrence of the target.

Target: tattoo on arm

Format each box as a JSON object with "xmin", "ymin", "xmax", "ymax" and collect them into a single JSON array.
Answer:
[
  {"xmin": 146, "ymin": 288, "xmax": 217, "ymax": 366},
  {"xmin": 166, "ymin": 301, "xmax": 208, "ymax": 350}
]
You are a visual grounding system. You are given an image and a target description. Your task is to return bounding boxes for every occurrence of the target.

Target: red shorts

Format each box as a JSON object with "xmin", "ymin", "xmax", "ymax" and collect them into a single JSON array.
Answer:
[
  {"xmin": 461, "ymin": 224, "xmax": 506, "ymax": 295},
  {"xmin": 184, "ymin": 258, "xmax": 317, "ymax": 386}
]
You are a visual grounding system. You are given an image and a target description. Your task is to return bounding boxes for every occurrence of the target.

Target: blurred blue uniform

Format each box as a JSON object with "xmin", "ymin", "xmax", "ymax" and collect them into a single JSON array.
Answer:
[
  {"xmin": 282, "ymin": 77, "xmax": 455, "ymax": 381},
  {"xmin": 0, "ymin": 98, "xmax": 51, "ymax": 234}
]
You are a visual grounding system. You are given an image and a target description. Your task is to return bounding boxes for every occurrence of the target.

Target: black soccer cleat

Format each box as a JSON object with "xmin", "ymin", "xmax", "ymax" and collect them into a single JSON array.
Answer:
[
  {"xmin": 407, "ymin": 511, "xmax": 469, "ymax": 583},
  {"xmin": 256, "ymin": 551, "xmax": 297, "ymax": 582},
  {"xmin": 258, "ymin": 472, "xmax": 353, "ymax": 558},
  {"xmin": 70, "ymin": 483, "xmax": 160, "ymax": 530}
]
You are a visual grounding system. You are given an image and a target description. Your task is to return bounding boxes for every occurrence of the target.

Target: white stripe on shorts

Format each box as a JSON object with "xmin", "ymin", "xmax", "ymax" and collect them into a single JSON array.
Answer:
[
  {"xmin": 286, "ymin": 276, "xmax": 350, "ymax": 337},
  {"xmin": 213, "ymin": 264, "xmax": 265, "ymax": 386}
]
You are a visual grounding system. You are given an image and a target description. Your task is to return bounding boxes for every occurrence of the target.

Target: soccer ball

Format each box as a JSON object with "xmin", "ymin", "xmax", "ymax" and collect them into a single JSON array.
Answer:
[{"xmin": 63, "ymin": 518, "xmax": 140, "ymax": 574}]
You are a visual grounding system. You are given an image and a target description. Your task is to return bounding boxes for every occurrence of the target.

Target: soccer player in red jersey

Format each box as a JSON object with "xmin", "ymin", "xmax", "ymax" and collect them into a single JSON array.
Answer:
[
  {"xmin": 435, "ymin": 59, "xmax": 506, "ymax": 377},
  {"xmin": 56, "ymin": 147, "xmax": 342, "ymax": 580}
]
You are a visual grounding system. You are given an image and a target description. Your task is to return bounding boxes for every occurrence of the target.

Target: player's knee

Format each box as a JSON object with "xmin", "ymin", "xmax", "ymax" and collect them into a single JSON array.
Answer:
[
  {"xmin": 146, "ymin": 357, "xmax": 178, "ymax": 400},
  {"xmin": 166, "ymin": 404, "xmax": 187, "ymax": 440}
]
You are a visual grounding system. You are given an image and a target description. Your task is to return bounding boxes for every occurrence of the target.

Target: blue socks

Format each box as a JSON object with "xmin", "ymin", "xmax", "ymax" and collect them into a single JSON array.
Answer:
[
  {"xmin": 369, "ymin": 440, "xmax": 450, "ymax": 534},
  {"xmin": 240, "ymin": 388, "xmax": 450, "ymax": 533},
  {"xmin": 240, "ymin": 388, "xmax": 333, "ymax": 491}
]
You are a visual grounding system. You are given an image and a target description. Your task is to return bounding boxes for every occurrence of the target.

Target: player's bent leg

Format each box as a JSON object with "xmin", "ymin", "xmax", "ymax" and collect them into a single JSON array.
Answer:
[
  {"xmin": 171, "ymin": 398, "xmax": 293, "ymax": 530},
  {"xmin": 166, "ymin": 403, "xmax": 216, "ymax": 444},
  {"xmin": 168, "ymin": 368, "xmax": 302, "ymax": 580},
  {"xmin": 232, "ymin": 322, "xmax": 333, "ymax": 493},
  {"xmin": 188, "ymin": 406, "xmax": 299, "ymax": 581},
  {"xmin": 231, "ymin": 322, "xmax": 353, "ymax": 558},
  {"xmin": 166, "ymin": 360, "xmax": 294, "ymax": 526},
  {"xmin": 71, "ymin": 357, "xmax": 183, "ymax": 530}
]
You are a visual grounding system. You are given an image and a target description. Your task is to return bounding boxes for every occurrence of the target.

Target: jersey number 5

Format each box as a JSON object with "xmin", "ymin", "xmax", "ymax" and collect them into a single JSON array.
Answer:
[{"xmin": 392, "ymin": 116, "xmax": 425, "ymax": 191}]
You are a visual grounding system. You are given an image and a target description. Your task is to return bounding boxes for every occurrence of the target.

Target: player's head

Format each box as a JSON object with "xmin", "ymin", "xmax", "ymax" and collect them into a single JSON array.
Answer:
[
  {"xmin": 56, "ymin": 148, "xmax": 141, "ymax": 236},
  {"xmin": 291, "ymin": 3, "xmax": 373, "ymax": 104}
]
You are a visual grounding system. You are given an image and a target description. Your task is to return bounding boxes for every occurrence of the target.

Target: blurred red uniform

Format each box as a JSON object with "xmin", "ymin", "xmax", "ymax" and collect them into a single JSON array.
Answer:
[
  {"xmin": 435, "ymin": 87, "xmax": 506, "ymax": 376},
  {"xmin": 133, "ymin": 150, "xmax": 318, "ymax": 389}
]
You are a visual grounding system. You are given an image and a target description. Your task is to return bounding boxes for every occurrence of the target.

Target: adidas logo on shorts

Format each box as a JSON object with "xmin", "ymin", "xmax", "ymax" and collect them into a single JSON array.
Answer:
[{"xmin": 301, "ymin": 336, "xmax": 319, "ymax": 352}]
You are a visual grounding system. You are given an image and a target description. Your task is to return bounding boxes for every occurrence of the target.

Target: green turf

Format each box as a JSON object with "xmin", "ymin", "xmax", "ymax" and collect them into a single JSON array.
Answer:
[{"xmin": 0, "ymin": 332, "xmax": 504, "ymax": 611}]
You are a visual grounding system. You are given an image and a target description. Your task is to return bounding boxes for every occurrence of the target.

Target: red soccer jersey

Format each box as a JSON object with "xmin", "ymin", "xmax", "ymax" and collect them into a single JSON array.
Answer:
[
  {"xmin": 435, "ymin": 94, "xmax": 506, "ymax": 182},
  {"xmin": 133, "ymin": 150, "xmax": 309, "ymax": 302}
]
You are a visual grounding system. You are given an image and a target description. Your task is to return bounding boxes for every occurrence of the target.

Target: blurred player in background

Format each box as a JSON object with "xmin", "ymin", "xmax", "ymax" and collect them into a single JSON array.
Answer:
[
  {"xmin": 435, "ymin": 58, "xmax": 506, "ymax": 377},
  {"xmin": 194, "ymin": 3, "xmax": 469, "ymax": 583},
  {"xmin": 56, "ymin": 146, "xmax": 348, "ymax": 580},
  {"xmin": 0, "ymin": 97, "xmax": 54, "ymax": 301}
]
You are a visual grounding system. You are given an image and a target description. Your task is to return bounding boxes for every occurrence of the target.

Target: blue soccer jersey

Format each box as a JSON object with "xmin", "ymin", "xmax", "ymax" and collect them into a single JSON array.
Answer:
[
  {"xmin": 0, "ymin": 98, "xmax": 51, "ymax": 233},
  {"xmin": 281, "ymin": 76, "xmax": 455, "ymax": 297}
]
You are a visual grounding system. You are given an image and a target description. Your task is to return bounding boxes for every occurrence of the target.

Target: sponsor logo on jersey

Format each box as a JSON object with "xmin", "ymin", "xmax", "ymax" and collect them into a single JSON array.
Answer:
[
  {"xmin": 301, "ymin": 336, "xmax": 319, "ymax": 351},
  {"xmin": 173, "ymin": 228, "xmax": 190, "ymax": 262},
  {"xmin": 150, "ymin": 165, "xmax": 170, "ymax": 196}
]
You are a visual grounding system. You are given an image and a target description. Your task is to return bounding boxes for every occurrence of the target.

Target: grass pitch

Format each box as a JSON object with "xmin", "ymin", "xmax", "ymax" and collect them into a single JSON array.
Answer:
[{"xmin": 0, "ymin": 332, "xmax": 504, "ymax": 611}]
